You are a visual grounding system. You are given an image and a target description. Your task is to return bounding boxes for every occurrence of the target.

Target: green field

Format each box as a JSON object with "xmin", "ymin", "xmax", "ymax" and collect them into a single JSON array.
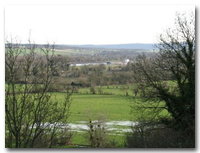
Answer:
[
  {"xmin": 7, "ymin": 84, "xmax": 170, "ymax": 122},
  {"xmin": 54, "ymin": 49, "xmax": 97, "ymax": 56},
  {"xmin": 54, "ymin": 86, "xmax": 170, "ymax": 123},
  {"xmin": 6, "ymin": 83, "xmax": 170, "ymax": 147},
  {"xmin": 57, "ymin": 93, "xmax": 132, "ymax": 122},
  {"xmin": 47, "ymin": 83, "xmax": 171, "ymax": 147},
  {"xmin": 50, "ymin": 85, "xmax": 170, "ymax": 147}
]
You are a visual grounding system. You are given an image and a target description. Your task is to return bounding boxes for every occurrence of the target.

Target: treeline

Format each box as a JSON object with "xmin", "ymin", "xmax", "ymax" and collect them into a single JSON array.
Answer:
[
  {"xmin": 68, "ymin": 50, "xmax": 155, "ymax": 63},
  {"xmin": 65, "ymin": 64, "xmax": 135, "ymax": 87}
]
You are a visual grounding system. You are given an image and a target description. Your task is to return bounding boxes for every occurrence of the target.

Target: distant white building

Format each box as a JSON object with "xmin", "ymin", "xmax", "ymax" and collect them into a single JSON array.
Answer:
[{"xmin": 124, "ymin": 59, "xmax": 130, "ymax": 64}]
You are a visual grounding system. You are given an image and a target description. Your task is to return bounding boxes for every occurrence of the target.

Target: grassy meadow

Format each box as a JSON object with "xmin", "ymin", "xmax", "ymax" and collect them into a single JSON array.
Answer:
[
  {"xmin": 57, "ymin": 93, "xmax": 132, "ymax": 122},
  {"xmin": 54, "ymin": 85, "xmax": 170, "ymax": 123},
  {"xmin": 51, "ymin": 85, "xmax": 170, "ymax": 147},
  {"xmin": 5, "ymin": 72, "xmax": 171, "ymax": 147}
]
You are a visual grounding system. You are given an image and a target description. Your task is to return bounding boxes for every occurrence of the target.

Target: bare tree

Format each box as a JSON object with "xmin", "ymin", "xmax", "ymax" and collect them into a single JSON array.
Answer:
[
  {"xmin": 5, "ymin": 38, "xmax": 72, "ymax": 148},
  {"xmin": 87, "ymin": 119, "xmax": 107, "ymax": 148},
  {"xmin": 132, "ymin": 12, "xmax": 195, "ymax": 132}
]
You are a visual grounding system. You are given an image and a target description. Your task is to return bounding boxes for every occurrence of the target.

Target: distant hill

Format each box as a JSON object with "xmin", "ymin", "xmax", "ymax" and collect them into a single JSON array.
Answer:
[
  {"xmin": 65, "ymin": 43, "xmax": 156, "ymax": 50},
  {"xmin": 15, "ymin": 43, "xmax": 156, "ymax": 50}
]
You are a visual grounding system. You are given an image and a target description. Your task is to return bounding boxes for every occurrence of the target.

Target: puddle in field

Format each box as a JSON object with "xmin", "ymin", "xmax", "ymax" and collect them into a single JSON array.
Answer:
[{"xmin": 68, "ymin": 121, "xmax": 136, "ymax": 133}]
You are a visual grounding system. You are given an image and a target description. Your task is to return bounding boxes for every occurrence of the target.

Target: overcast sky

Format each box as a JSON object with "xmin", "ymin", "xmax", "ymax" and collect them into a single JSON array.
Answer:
[{"xmin": 5, "ymin": 5, "xmax": 194, "ymax": 45}]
